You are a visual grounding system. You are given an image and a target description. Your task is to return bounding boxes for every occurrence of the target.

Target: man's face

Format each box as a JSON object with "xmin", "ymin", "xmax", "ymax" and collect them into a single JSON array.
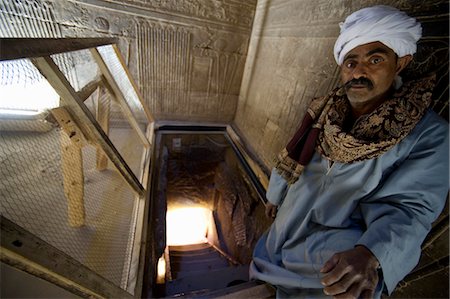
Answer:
[{"xmin": 340, "ymin": 42, "xmax": 400, "ymax": 109}]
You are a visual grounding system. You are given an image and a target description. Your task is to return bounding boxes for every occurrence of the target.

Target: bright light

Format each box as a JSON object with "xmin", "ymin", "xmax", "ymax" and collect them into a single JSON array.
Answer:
[
  {"xmin": 156, "ymin": 255, "xmax": 166, "ymax": 284},
  {"xmin": 0, "ymin": 59, "xmax": 60, "ymax": 116},
  {"xmin": 166, "ymin": 207, "xmax": 210, "ymax": 246},
  {"xmin": 0, "ymin": 81, "xmax": 59, "ymax": 116}
]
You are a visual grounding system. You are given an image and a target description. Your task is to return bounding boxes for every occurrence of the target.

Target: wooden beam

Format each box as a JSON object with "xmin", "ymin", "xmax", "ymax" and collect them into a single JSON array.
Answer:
[
  {"xmin": 90, "ymin": 48, "xmax": 151, "ymax": 148},
  {"xmin": 0, "ymin": 38, "xmax": 118, "ymax": 61},
  {"xmin": 77, "ymin": 76, "xmax": 103, "ymax": 102},
  {"xmin": 60, "ymin": 131, "xmax": 85, "ymax": 227},
  {"xmin": 31, "ymin": 56, "xmax": 144, "ymax": 197},
  {"xmin": 51, "ymin": 107, "xmax": 86, "ymax": 227},
  {"xmin": 1, "ymin": 216, "xmax": 133, "ymax": 298},
  {"xmin": 112, "ymin": 44, "xmax": 155, "ymax": 123},
  {"xmin": 125, "ymin": 124, "xmax": 154, "ymax": 294},
  {"xmin": 95, "ymin": 86, "xmax": 110, "ymax": 171},
  {"xmin": 51, "ymin": 107, "xmax": 88, "ymax": 146}
]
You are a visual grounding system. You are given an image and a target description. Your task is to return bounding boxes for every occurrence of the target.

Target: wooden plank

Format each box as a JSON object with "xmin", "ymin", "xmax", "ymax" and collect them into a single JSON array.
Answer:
[
  {"xmin": 126, "ymin": 123, "xmax": 154, "ymax": 296},
  {"xmin": 60, "ymin": 132, "xmax": 85, "ymax": 227},
  {"xmin": 95, "ymin": 87, "xmax": 110, "ymax": 171},
  {"xmin": 1, "ymin": 216, "xmax": 133, "ymax": 298},
  {"xmin": 77, "ymin": 75, "xmax": 103, "ymax": 102},
  {"xmin": 112, "ymin": 44, "xmax": 155, "ymax": 122},
  {"xmin": 51, "ymin": 107, "xmax": 88, "ymax": 146},
  {"xmin": 90, "ymin": 48, "xmax": 151, "ymax": 148},
  {"xmin": 51, "ymin": 107, "xmax": 86, "ymax": 227},
  {"xmin": 0, "ymin": 38, "xmax": 117, "ymax": 61},
  {"xmin": 31, "ymin": 56, "xmax": 144, "ymax": 197}
]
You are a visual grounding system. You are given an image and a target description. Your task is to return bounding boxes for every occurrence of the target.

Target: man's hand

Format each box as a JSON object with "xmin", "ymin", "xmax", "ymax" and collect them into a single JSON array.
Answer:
[
  {"xmin": 320, "ymin": 246, "xmax": 380, "ymax": 299},
  {"xmin": 265, "ymin": 202, "xmax": 278, "ymax": 218}
]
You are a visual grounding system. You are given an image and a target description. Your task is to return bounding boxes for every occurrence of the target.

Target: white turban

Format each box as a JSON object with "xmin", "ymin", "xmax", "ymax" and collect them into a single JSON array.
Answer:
[{"xmin": 334, "ymin": 5, "xmax": 422, "ymax": 65}]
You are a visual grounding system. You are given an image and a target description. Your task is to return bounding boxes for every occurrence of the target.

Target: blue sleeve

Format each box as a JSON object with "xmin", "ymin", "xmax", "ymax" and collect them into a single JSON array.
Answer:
[
  {"xmin": 356, "ymin": 113, "xmax": 449, "ymax": 294},
  {"xmin": 266, "ymin": 168, "xmax": 289, "ymax": 206}
]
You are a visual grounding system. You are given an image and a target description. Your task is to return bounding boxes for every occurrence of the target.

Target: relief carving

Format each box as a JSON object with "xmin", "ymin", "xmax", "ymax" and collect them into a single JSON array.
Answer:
[
  {"xmin": 94, "ymin": 16, "xmax": 110, "ymax": 32},
  {"xmin": 1, "ymin": 0, "xmax": 59, "ymax": 37},
  {"xmin": 114, "ymin": 0, "xmax": 255, "ymax": 27},
  {"xmin": 189, "ymin": 28, "xmax": 246, "ymax": 118},
  {"xmin": 136, "ymin": 21, "xmax": 192, "ymax": 116}
]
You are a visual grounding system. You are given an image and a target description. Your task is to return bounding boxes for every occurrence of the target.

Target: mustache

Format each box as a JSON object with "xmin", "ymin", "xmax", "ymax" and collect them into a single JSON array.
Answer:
[{"xmin": 343, "ymin": 77, "xmax": 374, "ymax": 89}]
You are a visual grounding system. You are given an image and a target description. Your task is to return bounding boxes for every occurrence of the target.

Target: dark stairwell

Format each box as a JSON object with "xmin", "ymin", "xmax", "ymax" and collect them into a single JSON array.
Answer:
[{"xmin": 147, "ymin": 128, "xmax": 275, "ymax": 298}]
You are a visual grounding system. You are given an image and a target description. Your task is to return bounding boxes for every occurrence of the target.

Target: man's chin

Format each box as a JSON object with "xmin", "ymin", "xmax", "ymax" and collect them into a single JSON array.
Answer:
[{"xmin": 346, "ymin": 91, "xmax": 370, "ymax": 103}]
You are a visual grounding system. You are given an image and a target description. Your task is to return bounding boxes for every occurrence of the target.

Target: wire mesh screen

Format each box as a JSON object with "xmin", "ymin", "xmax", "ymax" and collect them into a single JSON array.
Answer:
[
  {"xmin": 1, "ymin": 59, "xmax": 42, "ymax": 86},
  {"xmin": 0, "ymin": 57, "xmax": 143, "ymax": 292},
  {"xmin": 83, "ymin": 85, "xmax": 145, "ymax": 180},
  {"xmin": 0, "ymin": 0, "xmax": 78, "ymax": 90},
  {"xmin": 97, "ymin": 45, "xmax": 148, "ymax": 125},
  {"xmin": 0, "ymin": 59, "xmax": 59, "ymax": 113},
  {"xmin": 51, "ymin": 49, "xmax": 100, "ymax": 92}
]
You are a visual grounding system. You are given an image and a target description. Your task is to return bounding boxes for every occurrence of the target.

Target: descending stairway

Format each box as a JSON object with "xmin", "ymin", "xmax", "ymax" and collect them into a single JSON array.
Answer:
[{"xmin": 163, "ymin": 242, "xmax": 275, "ymax": 298}]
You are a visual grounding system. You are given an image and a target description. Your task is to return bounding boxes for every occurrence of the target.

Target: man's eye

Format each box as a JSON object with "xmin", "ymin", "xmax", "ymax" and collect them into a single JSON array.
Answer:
[
  {"xmin": 345, "ymin": 61, "xmax": 355, "ymax": 68},
  {"xmin": 371, "ymin": 57, "xmax": 384, "ymax": 64}
]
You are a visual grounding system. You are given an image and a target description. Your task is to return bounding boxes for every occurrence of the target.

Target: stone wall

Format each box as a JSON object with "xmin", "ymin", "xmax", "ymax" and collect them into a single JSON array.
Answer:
[
  {"xmin": 0, "ymin": 0, "xmax": 256, "ymax": 122},
  {"xmin": 234, "ymin": 0, "xmax": 449, "ymax": 169}
]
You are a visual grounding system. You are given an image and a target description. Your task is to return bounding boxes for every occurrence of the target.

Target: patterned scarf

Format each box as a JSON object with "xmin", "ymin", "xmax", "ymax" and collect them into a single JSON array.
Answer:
[{"xmin": 275, "ymin": 75, "xmax": 436, "ymax": 184}]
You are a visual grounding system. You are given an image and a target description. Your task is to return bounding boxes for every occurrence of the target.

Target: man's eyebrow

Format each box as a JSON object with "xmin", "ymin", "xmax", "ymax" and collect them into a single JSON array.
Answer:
[
  {"xmin": 343, "ymin": 53, "xmax": 358, "ymax": 61},
  {"xmin": 343, "ymin": 47, "xmax": 391, "ymax": 62}
]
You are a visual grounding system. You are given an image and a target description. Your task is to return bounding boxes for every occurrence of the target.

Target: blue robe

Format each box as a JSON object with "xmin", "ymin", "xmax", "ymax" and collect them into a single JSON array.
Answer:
[{"xmin": 250, "ymin": 109, "xmax": 449, "ymax": 297}]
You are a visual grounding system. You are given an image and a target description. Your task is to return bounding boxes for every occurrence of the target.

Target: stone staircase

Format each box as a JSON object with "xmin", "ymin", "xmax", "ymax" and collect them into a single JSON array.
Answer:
[{"xmin": 163, "ymin": 242, "xmax": 275, "ymax": 298}]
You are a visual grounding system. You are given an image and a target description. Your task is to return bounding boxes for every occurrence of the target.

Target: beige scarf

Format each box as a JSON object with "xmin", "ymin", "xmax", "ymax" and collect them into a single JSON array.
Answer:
[{"xmin": 275, "ymin": 75, "xmax": 435, "ymax": 184}]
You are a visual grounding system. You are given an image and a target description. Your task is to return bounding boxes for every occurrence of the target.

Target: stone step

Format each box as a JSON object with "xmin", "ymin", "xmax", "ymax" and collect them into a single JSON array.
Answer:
[
  {"xmin": 166, "ymin": 265, "xmax": 250, "ymax": 296},
  {"xmin": 171, "ymin": 258, "xmax": 230, "ymax": 278},
  {"xmin": 170, "ymin": 248, "xmax": 221, "ymax": 260},
  {"xmin": 169, "ymin": 243, "xmax": 211, "ymax": 252}
]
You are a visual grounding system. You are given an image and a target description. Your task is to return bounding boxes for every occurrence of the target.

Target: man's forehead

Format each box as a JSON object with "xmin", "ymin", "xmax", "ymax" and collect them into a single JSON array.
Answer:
[{"xmin": 343, "ymin": 42, "xmax": 395, "ymax": 60}]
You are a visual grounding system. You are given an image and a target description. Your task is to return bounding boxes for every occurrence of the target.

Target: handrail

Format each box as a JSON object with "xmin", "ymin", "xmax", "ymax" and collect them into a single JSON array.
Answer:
[{"xmin": 0, "ymin": 38, "xmax": 118, "ymax": 61}]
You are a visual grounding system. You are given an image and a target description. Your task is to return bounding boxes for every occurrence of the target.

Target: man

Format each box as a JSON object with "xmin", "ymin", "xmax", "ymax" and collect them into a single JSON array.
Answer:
[{"xmin": 250, "ymin": 5, "xmax": 449, "ymax": 298}]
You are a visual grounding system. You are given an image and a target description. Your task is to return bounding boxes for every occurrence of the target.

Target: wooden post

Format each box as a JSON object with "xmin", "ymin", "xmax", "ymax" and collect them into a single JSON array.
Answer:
[
  {"xmin": 51, "ymin": 107, "xmax": 86, "ymax": 228},
  {"xmin": 31, "ymin": 56, "xmax": 144, "ymax": 197},
  {"xmin": 95, "ymin": 86, "xmax": 110, "ymax": 171},
  {"xmin": 77, "ymin": 76, "xmax": 103, "ymax": 102},
  {"xmin": 90, "ymin": 48, "xmax": 151, "ymax": 148}
]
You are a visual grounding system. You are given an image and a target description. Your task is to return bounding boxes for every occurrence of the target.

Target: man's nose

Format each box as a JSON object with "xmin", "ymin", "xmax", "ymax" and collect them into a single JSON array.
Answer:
[{"xmin": 352, "ymin": 63, "xmax": 368, "ymax": 79}]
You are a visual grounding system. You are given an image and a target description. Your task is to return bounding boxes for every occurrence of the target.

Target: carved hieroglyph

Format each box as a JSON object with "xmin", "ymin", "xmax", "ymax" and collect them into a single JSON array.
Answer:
[
  {"xmin": 136, "ymin": 20, "xmax": 249, "ymax": 121},
  {"xmin": 0, "ymin": 0, "xmax": 60, "ymax": 38},
  {"xmin": 108, "ymin": 0, "xmax": 255, "ymax": 27},
  {"xmin": 190, "ymin": 29, "xmax": 245, "ymax": 120},
  {"xmin": 136, "ymin": 22, "xmax": 192, "ymax": 118}
]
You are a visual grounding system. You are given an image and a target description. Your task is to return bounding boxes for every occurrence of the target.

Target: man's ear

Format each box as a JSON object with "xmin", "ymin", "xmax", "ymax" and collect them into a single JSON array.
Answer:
[{"xmin": 396, "ymin": 54, "xmax": 413, "ymax": 75}]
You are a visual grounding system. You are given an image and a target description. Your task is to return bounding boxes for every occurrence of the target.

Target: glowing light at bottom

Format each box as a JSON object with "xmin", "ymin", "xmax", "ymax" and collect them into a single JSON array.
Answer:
[{"xmin": 166, "ymin": 207, "xmax": 210, "ymax": 246}]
